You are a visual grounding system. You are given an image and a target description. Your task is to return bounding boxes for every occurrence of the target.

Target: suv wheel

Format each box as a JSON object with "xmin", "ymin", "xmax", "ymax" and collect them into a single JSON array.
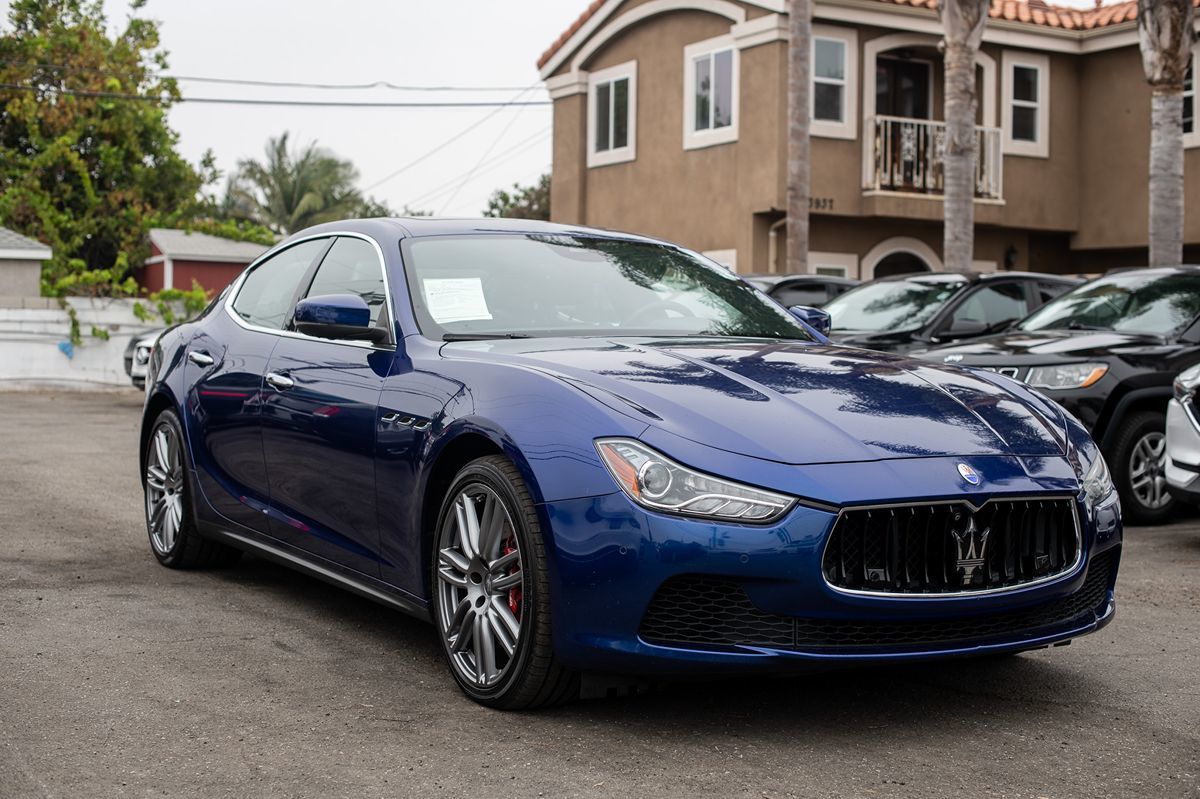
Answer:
[{"xmin": 1109, "ymin": 411, "xmax": 1175, "ymax": 525}]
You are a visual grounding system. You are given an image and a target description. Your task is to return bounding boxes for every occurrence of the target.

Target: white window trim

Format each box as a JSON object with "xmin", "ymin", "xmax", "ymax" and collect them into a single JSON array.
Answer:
[
  {"xmin": 587, "ymin": 60, "xmax": 637, "ymax": 168},
  {"xmin": 809, "ymin": 251, "xmax": 858, "ymax": 279},
  {"xmin": 683, "ymin": 35, "xmax": 739, "ymax": 150},
  {"xmin": 1002, "ymin": 51, "xmax": 1050, "ymax": 158},
  {"xmin": 1185, "ymin": 45, "xmax": 1199, "ymax": 150},
  {"xmin": 811, "ymin": 24, "xmax": 858, "ymax": 140}
]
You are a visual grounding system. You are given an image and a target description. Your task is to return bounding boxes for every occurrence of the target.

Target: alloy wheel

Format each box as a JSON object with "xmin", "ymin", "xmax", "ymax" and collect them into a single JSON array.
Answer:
[
  {"xmin": 1128, "ymin": 430, "xmax": 1170, "ymax": 510},
  {"xmin": 435, "ymin": 484, "xmax": 524, "ymax": 688},
  {"xmin": 145, "ymin": 423, "xmax": 185, "ymax": 554}
]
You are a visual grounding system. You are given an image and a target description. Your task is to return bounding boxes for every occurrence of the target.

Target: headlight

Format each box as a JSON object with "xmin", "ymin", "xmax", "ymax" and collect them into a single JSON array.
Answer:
[
  {"xmin": 595, "ymin": 438, "xmax": 795, "ymax": 523},
  {"xmin": 1174, "ymin": 363, "xmax": 1200, "ymax": 401},
  {"xmin": 134, "ymin": 345, "xmax": 151, "ymax": 365},
  {"xmin": 1079, "ymin": 450, "xmax": 1115, "ymax": 506},
  {"xmin": 1026, "ymin": 362, "xmax": 1108, "ymax": 390}
]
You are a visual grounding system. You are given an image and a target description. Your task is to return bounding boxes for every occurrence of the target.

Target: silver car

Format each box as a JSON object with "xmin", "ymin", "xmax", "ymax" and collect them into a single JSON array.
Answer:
[
  {"xmin": 122, "ymin": 328, "xmax": 165, "ymax": 389},
  {"xmin": 1166, "ymin": 364, "xmax": 1200, "ymax": 504}
]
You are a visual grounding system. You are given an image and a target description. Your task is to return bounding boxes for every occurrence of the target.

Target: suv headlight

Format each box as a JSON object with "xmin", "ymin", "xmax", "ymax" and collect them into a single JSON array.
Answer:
[
  {"xmin": 1026, "ymin": 362, "xmax": 1108, "ymax": 390},
  {"xmin": 1078, "ymin": 451, "xmax": 1115, "ymax": 506},
  {"xmin": 134, "ymin": 345, "xmax": 152, "ymax": 365},
  {"xmin": 595, "ymin": 438, "xmax": 795, "ymax": 523}
]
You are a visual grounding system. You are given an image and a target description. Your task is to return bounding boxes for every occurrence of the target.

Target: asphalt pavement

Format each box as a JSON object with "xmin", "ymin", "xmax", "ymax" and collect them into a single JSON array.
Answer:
[{"xmin": 1, "ymin": 391, "xmax": 1197, "ymax": 799}]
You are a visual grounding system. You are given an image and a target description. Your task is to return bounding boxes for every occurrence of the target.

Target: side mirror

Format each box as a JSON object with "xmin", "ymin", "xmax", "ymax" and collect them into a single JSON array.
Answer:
[
  {"xmin": 293, "ymin": 294, "xmax": 387, "ymax": 344},
  {"xmin": 789, "ymin": 305, "xmax": 832, "ymax": 337}
]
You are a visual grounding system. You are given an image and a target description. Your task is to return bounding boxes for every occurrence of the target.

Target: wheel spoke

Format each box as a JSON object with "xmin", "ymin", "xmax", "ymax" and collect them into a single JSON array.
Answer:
[
  {"xmin": 487, "ymin": 611, "xmax": 516, "ymax": 657},
  {"xmin": 491, "ymin": 570, "xmax": 522, "ymax": 591},
  {"xmin": 454, "ymin": 498, "xmax": 477, "ymax": 561},
  {"xmin": 477, "ymin": 494, "xmax": 501, "ymax": 560},
  {"xmin": 447, "ymin": 599, "xmax": 472, "ymax": 651},
  {"xmin": 154, "ymin": 429, "xmax": 170, "ymax": 470},
  {"xmin": 489, "ymin": 595, "xmax": 521, "ymax": 640},
  {"xmin": 471, "ymin": 613, "xmax": 486, "ymax": 684},
  {"xmin": 149, "ymin": 497, "xmax": 167, "ymax": 533},
  {"xmin": 437, "ymin": 566, "xmax": 468, "ymax": 588},
  {"xmin": 439, "ymin": 547, "xmax": 471, "ymax": 575},
  {"xmin": 489, "ymin": 549, "xmax": 519, "ymax": 574},
  {"xmin": 477, "ymin": 613, "xmax": 497, "ymax": 684}
]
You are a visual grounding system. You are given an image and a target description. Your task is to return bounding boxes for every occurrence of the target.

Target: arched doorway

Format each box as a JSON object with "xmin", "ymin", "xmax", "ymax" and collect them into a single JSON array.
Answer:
[{"xmin": 873, "ymin": 251, "xmax": 932, "ymax": 278}]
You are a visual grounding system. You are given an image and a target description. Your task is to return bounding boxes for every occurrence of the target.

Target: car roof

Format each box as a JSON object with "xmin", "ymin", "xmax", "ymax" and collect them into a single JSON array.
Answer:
[
  {"xmin": 874, "ymin": 270, "xmax": 1080, "ymax": 285},
  {"xmin": 742, "ymin": 273, "xmax": 860, "ymax": 287},
  {"xmin": 284, "ymin": 216, "xmax": 673, "ymax": 246}
]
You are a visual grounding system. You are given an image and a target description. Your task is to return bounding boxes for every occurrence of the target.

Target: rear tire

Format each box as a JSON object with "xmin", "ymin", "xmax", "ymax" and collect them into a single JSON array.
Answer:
[
  {"xmin": 1108, "ymin": 411, "xmax": 1176, "ymax": 526},
  {"xmin": 430, "ymin": 455, "xmax": 577, "ymax": 709},
  {"xmin": 142, "ymin": 409, "xmax": 242, "ymax": 569}
]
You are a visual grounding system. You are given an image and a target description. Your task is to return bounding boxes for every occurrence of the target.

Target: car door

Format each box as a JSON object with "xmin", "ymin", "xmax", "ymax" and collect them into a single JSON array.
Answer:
[
  {"xmin": 186, "ymin": 237, "xmax": 331, "ymax": 533},
  {"xmin": 259, "ymin": 235, "xmax": 394, "ymax": 577}
]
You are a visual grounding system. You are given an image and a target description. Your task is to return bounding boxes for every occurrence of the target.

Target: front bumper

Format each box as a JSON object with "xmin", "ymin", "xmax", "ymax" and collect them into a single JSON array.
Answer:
[
  {"xmin": 541, "ymin": 471, "xmax": 1121, "ymax": 675},
  {"xmin": 1166, "ymin": 398, "xmax": 1200, "ymax": 502}
]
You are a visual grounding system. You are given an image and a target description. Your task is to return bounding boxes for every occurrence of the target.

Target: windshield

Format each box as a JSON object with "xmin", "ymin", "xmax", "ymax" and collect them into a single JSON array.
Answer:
[
  {"xmin": 822, "ymin": 278, "xmax": 964, "ymax": 332},
  {"xmin": 401, "ymin": 234, "xmax": 815, "ymax": 341},
  {"xmin": 1019, "ymin": 271, "xmax": 1200, "ymax": 337}
]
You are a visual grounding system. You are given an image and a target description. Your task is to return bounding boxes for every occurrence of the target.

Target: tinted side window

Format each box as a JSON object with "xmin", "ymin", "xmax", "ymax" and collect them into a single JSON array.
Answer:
[
  {"xmin": 1037, "ymin": 281, "xmax": 1072, "ymax": 306},
  {"xmin": 772, "ymin": 284, "xmax": 827, "ymax": 308},
  {"xmin": 231, "ymin": 239, "xmax": 328, "ymax": 329},
  {"xmin": 952, "ymin": 282, "xmax": 1029, "ymax": 327},
  {"xmin": 305, "ymin": 237, "xmax": 387, "ymax": 326}
]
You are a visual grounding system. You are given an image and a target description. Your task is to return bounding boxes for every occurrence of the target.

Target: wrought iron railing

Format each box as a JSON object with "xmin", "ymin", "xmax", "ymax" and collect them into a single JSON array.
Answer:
[{"xmin": 866, "ymin": 115, "xmax": 1003, "ymax": 200}]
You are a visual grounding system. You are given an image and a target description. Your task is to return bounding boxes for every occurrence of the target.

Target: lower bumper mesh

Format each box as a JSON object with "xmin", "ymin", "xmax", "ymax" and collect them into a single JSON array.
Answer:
[{"xmin": 638, "ymin": 549, "xmax": 1116, "ymax": 652}]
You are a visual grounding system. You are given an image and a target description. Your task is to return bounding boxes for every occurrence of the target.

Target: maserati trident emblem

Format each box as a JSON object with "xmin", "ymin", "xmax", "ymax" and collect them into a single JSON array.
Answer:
[
  {"xmin": 951, "ymin": 514, "xmax": 991, "ymax": 586},
  {"xmin": 943, "ymin": 354, "xmax": 964, "ymax": 363},
  {"xmin": 957, "ymin": 463, "xmax": 981, "ymax": 485}
]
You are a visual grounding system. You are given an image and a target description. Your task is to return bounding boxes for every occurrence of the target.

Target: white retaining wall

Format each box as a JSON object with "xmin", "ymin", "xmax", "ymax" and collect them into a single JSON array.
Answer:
[{"xmin": 0, "ymin": 298, "xmax": 161, "ymax": 390}]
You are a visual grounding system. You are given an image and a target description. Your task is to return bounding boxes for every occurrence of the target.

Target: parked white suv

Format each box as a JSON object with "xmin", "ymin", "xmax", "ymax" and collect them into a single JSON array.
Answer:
[{"xmin": 1166, "ymin": 364, "xmax": 1200, "ymax": 504}]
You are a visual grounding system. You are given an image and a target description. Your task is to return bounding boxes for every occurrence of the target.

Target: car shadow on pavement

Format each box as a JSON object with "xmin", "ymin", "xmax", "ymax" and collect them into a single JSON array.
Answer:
[{"xmin": 202, "ymin": 552, "xmax": 1113, "ymax": 735}]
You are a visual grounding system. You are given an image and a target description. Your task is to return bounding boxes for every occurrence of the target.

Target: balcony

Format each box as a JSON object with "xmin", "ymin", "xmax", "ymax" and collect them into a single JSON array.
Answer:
[{"xmin": 865, "ymin": 115, "xmax": 1003, "ymax": 201}]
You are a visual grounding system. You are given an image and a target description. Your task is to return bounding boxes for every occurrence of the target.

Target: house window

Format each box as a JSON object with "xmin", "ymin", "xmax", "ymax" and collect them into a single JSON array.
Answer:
[
  {"xmin": 814, "ymin": 38, "xmax": 846, "ymax": 123},
  {"xmin": 683, "ymin": 36, "xmax": 738, "ymax": 150},
  {"xmin": 811, "ymin": 25, "xmax": 857, "ymax": 140},
  {"xmin": 587, "ymin": 61, "xmax": 637, "ymax": 168},
  {"xmin": 1185, "ymin": 60, "xmax": 1194, "ymax": 135},
  {"xmin": 1002, "ymin": 51, "xmax": 1050, "ymax": 158}
]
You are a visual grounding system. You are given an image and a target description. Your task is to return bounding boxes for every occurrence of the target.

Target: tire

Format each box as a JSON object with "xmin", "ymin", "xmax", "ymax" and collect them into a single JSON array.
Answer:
[
  {"xmin": 1108, "ymin": 411, "xmax": 1176, "ymax": 526},
  {"xmin": 430, "ymin": 455, "xmax": 577, "ymax": 709},
  {"xmin": 142, "ymin": 409, "xmax": 242, "ymax": 569}
]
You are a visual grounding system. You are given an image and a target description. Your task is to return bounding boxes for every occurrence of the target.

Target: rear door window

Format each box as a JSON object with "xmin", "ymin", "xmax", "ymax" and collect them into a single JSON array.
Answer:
[
  {"xmin": 949, "ymin": 282, "xmax": 1030, "ymax": 330},
  {"xmin": 231, "ymin": 239, "xmax": 330, "ymax": 330},
  {"xmin": 772, "ymin": 283, "xmax": 828, "ymax": 307}
]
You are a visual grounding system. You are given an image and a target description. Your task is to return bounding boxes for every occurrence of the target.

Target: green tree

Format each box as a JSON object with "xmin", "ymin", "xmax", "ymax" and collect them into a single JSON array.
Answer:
[
  {"xmin": 483, "ymin": 173, "xmax": 550, "ymax": 220},
  {"xmin": 0, "ymin": 0, "xmax": 206, "ymax": 296},
  {"xmin": 225, "ymin": 133, "xmax": 394, "ymax": 234}
]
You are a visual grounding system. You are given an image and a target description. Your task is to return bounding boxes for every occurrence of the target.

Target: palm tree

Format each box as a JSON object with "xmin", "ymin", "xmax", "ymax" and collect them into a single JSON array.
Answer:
[
  {"xmin": 786, "ymin": 0, "xmax": 811, "ymax": 274},
  {"xmin": 1138, "ymin": 0, "xmax": 1196, "ymax": 267},
  {"xmin": 939, "ymin": 0, "xmax": 990, "ymax": 272},
  {"xmin": 226, "ymin": 133, "xmax": 377, "ymax": 235}
]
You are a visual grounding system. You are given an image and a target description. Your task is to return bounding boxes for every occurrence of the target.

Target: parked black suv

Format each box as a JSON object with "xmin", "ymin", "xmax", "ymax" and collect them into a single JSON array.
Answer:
[
  {"xmin": 742, "ymin": 273, "xmax": 859, "ymax": 308},
  {"xmin": 920, "ymin": 266, "xmax": 1200, "ymax": 524},
  {"xmin": 822, "ymin": 271, "xmax": 1080, "ymax": 354}
]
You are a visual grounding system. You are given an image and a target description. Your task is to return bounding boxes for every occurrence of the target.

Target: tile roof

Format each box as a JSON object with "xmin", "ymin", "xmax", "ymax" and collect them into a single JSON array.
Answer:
[
  {"xmin": 148, "ymin": 228, "xmax": 270, "ymax": 263},
  {"xmin": 538, "ymin": 0, "xmax": 1190, "ymax": 70},
  {"xmin": 0, "ymin": 226, "xmax": 52, "ymax": 257}
]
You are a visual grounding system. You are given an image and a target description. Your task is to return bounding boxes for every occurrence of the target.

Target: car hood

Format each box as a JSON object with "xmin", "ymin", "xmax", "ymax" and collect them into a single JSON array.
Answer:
[
  {"xmin": 917, "ymin": 328, "xmax": 1165, "ymax": 360},
  {"xmin": 442, "ymin": 337, "xmax": 1067, "ymax": 465}
]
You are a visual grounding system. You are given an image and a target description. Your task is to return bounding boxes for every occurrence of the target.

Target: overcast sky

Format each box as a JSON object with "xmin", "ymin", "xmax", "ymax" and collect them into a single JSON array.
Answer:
[
  {"xmin": 4, "ymin": 1, "xmax": 584, "ymax": 217},
  {"xmin": 8, "ymin": 0, "xmax": 1106, "ymax": 218}
]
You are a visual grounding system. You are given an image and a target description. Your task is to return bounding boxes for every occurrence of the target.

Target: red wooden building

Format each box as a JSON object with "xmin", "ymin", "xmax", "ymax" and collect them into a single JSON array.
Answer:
[{"xmin": 141, "ymin": 229, "xmax": 270, "ymax": 294}]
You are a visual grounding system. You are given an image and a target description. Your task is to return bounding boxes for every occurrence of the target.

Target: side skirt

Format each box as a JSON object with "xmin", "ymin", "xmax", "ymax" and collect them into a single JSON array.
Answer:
[{"xmin": 201, "ymin": 523, "xmax": 432, "ymax": 623}]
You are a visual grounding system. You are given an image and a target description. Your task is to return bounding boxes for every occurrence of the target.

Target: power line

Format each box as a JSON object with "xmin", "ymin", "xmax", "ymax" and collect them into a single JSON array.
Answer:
[
  {"xmin": 0, "ymin": 60, "xmax": 540, "ymax": 92},
  {"xmin": 0, "ymin": 83, "xmax": 551, "ymax": 108},
  {"xmin": 361, "ymin": 84, "xmax": 543, "ymax": 192},
  {"xmin": 404, "ymin": 128, "xmax": 552, "ymax": 210},
  {"xmin": 438, "ymin": 87, "xmax": 539, "ymax": 214}
]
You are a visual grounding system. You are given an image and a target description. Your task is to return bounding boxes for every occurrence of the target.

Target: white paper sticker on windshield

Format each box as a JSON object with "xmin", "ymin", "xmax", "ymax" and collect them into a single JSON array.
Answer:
[{"xmin": 422, "ymin": 277, "xmax": 493, "ymax": 324}]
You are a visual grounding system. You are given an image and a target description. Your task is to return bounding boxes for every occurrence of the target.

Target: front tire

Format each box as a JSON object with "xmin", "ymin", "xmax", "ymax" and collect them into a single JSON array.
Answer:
[
  {"xmin": 143, "ymin": 409, "xmax": 241, "ymax": 569},
  {"xmin": 430, "ymin": 456, "xmax": 577, "ymax": 709},
  {"xmin": 1109, "ymin": 411, "xmax": 1176, "ymax": 525}
]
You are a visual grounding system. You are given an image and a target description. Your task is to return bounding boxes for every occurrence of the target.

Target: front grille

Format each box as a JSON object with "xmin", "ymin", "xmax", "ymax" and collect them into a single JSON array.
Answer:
[
  {"xmin": 822, "ymin": 498, "xmax": 1080, "ymax": 595},
  {"xmin": 639, "ymin": 549, "xmax": 1116, "ymax": 653}
]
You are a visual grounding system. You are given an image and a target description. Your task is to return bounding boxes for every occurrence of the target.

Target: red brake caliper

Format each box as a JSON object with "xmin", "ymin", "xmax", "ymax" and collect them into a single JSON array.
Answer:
[{"xmin": 502, "ymin": 536, "xmax": 522, "ymax": 615}]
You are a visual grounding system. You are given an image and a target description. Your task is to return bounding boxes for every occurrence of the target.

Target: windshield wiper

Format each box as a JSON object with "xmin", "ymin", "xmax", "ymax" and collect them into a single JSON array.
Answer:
[
  {"xmin": 1066, "ymin": 322, "xmax": 1110, "ymax": 331},
  {"xmin": 442, "ymin": 332, "xmax": 532, "ymax": 341}
]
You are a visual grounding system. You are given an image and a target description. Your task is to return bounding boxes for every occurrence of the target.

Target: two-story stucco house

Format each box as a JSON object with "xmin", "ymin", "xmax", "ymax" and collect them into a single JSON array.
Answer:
[{"xmin": 539, "ymin": 0, "xmax": 1200, "ymax": 278}]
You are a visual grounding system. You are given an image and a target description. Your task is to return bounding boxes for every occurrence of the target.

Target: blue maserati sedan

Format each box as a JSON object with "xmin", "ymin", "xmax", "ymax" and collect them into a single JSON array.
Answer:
[{"xmin": 140, "ymin": 218, "xmax": 1122, "ymax": 708}]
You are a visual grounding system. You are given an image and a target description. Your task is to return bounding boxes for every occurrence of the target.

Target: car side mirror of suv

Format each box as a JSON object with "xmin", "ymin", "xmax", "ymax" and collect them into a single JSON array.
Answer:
[
  {"xmin": 294, "ymin": 293, "xmax": 388, "ymax": 344},
  {"xmin": 944, "ymin": 318, "xmax": 990, "ymax": 338},
  {"xmin": 788, "ymin": 305, "xmax": 832, "ymax": 337}
]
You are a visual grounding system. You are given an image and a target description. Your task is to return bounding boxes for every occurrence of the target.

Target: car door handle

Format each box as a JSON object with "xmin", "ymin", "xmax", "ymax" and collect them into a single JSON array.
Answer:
[
  {"xmin": 265, "ymin": 372, "xmax": 294, "ymax": 390},
  {"xmin": 187, "ymin": 350, "xmax": 214, "ymax": 367}
]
